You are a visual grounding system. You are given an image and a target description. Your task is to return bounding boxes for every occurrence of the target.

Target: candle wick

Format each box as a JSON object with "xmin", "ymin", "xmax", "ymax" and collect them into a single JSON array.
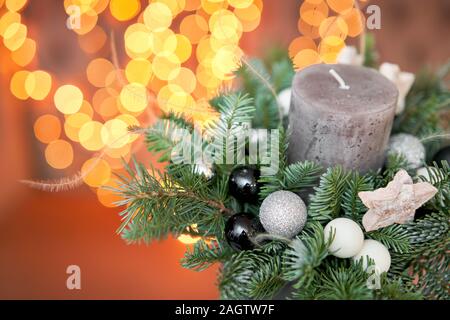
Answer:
[{"xmin": 329, "ymin": 69, "xmax": 350, "ymax": 90}]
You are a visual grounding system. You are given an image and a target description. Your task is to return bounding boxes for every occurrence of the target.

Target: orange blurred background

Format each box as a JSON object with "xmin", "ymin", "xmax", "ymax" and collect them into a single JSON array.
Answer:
[{"xmin": 0, "ymin": 0, "xmax": 449, "ymax": 299}]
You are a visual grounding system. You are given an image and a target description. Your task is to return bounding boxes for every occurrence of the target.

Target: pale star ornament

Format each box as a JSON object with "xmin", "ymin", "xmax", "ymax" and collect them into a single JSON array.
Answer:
[
  {"xmin": 359, "ymin": 169, "xmax": 438, "ymax": 232},
  {"xmin": 379, "ymin": 62, "xmax": 415, "ymax": 114}
]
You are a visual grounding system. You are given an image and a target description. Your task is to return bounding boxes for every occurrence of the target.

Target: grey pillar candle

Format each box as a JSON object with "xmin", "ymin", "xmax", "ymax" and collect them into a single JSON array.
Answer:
[{"xmin": 288, "ymin": 64, "xmax": 398, "ymax": 173}]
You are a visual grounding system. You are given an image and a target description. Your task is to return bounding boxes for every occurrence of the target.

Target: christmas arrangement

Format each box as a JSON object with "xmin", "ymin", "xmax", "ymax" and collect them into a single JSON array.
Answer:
[{"xmin": 113, "ymin": 35, "xmax": 450, "ymax": 300}]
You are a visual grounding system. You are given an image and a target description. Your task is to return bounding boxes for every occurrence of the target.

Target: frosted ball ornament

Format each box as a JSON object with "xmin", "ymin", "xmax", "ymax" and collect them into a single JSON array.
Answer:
[
  {"xmin": 259, "ymin": 191, "xmax": 307, "ymax": 238},
  {"xmin": 353, "ymin": 239, "xmax": 391, "ymax": 273},
  {"xmin": 324, "ymin": 218, "xmax": 364, "ymax": 258},
  {"xmin": 387, "ymin": 134, "xmax": 425, "ymax": 170}
]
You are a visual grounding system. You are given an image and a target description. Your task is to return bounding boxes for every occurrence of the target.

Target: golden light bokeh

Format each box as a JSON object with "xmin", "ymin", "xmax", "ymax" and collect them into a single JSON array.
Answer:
[
  {"xmin": 143, "ymin": 2, "xmax": 173, "ymax": 32},
  {"xmin": 290, "ymin": 0, "xmax": 366, "ymax": 70},
  {"xmin": 5, "ymin": 0, "xmax": 27, "ymax": 12},
  {"xmin": 180, "ymin": 14, "xmax": 209, "ymax": 44},
  {"xmin": 64, "ymin": 112, "xmax": 92, "ymax": 142},
  {"xmin": 0, "ymin": 10, "xmax": 20, "ymax": 36},
  {"xmin": 185, "ymin": 0, "xmax": 201, "ymax": 11},
  {"xmin": 125, "ymin": 58, "xmax": 153, "ymax": 85},
  {"xmin": 293, "ymin": 48, "xmax": 321, "ymax": 70},
  {"xmin": 10, "ymin": 70, "xmax": 29, "ymax": 100},
  {"xmin": 174, "ymin": 34, "xmax": 192, "ymax": 63},
  {"xmin": 101, "ymin": 118, "xmax": 129, "ymax": 149},
  {"xmin": 86, "ymin": 58, "xmax": 115, "ymax": 87},
  {"xmin": 109, "ymin": 0, "xmax": 141, "ymax": 21},
  {"xmin": 79, "ymin": 120, "xmax": 105, "ymax": 151},
  {"xmin": 169, "ymin": 67, "xmax": 197, "ymax": 93},
  {"xmin": 96, "ymin": 178, "xmax": 122, "ymax": 208},
  {"xmin": 152, "ymin": 53, "xmax": 181, "ymax": 80},
  {"xmin": 78, "ymin": 25, "xmax": 107, "ymax": 54},
  {"xmin": 120, "ymin": 83, "xmax": 149, "ymax": 113},
  {"xmin": 3, "ymin": 22, "xmax": 27, "ymax": 51},
  {"xmin": 45, "ymin": 140, "xmax": 74, "ymax": 169},
  {"xmin": 10, "ymin": 37, "xmax": 35, "ymax": 66},
  {"xmin": 289, "ymin": 36, "xmax": 317, "ymax": 58},
  {"xmin": 54, "ymin": 85, "xmax": 84, "ymax": 114},
  {"xmin": 34, "ymin": 114, "xmax": 62, "ymax": 144},
  {"xmin": 3, "ymin": 0, "xmax": 269, "ymax": 211},
  {"xmin": 72, "ymin": 9, "xmax": 98, "ymax": 35},
  {"xmin": 25, "ymin": 70, "xmax": 52, "ymax": 101},
  {"xmin": 81, "ymin": 158, "xmax": 111, "ymax": 187},
  {"xmin": 327, "ymin": 0, "xmax": 354, "ymax": 14},
  {"xmin": 228, "ymin": 0, "xmax": 254, "ymax": 9},
  {"xmin": 149, "ymin": 28, "xmax": 177, "ymax": 55},
  {"xmin": 299, "ymin": 0, "xmax": 328, "ymax": 27}
]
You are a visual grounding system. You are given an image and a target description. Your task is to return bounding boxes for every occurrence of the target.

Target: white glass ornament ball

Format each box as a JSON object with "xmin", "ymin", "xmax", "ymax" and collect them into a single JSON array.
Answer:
[
  {"xmin": 353, "ymin": 239, "xmax": 391, "ymax": 273},
  {"xmin": 324, "ymin": 218, "xmax": 364, "ymax": 258}
]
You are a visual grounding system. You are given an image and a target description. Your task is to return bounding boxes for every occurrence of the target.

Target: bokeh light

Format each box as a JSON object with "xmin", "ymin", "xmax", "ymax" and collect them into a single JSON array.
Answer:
[
  {"xmin": 45, "ymin": 140, "xmax": 74, "ymax": 169},
  {"xmin": 79, "ymin": 121, "xmax": 105, "ymax": 151},
  {"xmin": 10, "ymin": 70, "xmax": 29, "ymax": 100},
  {"xmin": 81, "ymin": 158, "xmax": 111, "ymax": 187},
  {"xmin": 25, "ymin": 70, "xmax": 52, "ymax": 101},
  {"xmin": 290, "ymin": 0, "xmax": 366, "ymax": 70},
  {"xmin": 5, "ymin": 0, "xmax": 27, "ymax": 12},
  {"xmin": 4, "ymin": 0, "xmax": 266, "ymax": 210},
  {"xmin": 34, "ymin": 115, "xmax": 62, "ymax": 144},
  {"xmin": 109, "ymin": 0, "xmax": 141, "ymax": 21},
  {"xmin": 10, "ymin": 37, "xmax": 35, "ymax": 66}
]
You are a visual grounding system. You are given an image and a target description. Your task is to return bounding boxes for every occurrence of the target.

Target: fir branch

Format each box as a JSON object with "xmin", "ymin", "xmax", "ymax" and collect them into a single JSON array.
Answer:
[
  {"xmin": 404, "ymin": 211, "xmax": 449, "ymax": 246},
  {"xmin": 270, "ymin": 58, "xmax": 295, "ymax": 91},
  {"xmin": 410, "ymin": 250, "xmax": 449, "ymax": 300},
  {"xmin": 342, "ymin": 172, "xmax": 374, "ymax": 220},
  {"xmin": 114, "ymin": 160, "xmax": 232, "ymax": 240},
  {"xmin": 308, "ymin": 167, "xmax": 350, "ymax": 222},
  {"xmin": 240, "ymin": 57, "xmax": 278, "ymax": 102},
  {"xmin": 394, "ymin": 91, "xmax": 450, "ymax": 137},
  {"xmin": 252, "ymin": 87, "xmax": 280, "ymax": 129},
  {"xmin": 366, "ymin": 225, "xmax": 411, "ymax": 254},
  {"xmin": 314, "ymin": 262, "xmax": 373, "ymax": 300},
  {"xmin": 146, "ymin": 119, "xmax": 188, "ymax": 163},
  {"xmin": 132, "ymin": 190, "xmax": 233, "ymax": 216},
  {"xmin": 237, "ymin": 57, "xmax": 282, "ymax": 127},
  {"xmin": 374, "ymin": 276, "xmax": 422, "ymax": 300},
  {"xmin": 182, "ymin": 240, "xmax": 233, "ymax": 272},
  {"xmin": 160, "ymin": 112, "xmax": 194, "ymax": 132},
  {"xmin": 282, "ymin": 222, "xmax": 331, "ymax": 290},
  {"xmin": 219, "ymin": 250, "xmax": 284, "ymax": 300},
  {"xmin": 373, "ymin": 153, "xmax": 411, "ymax": 188},
  {"xmin": 247, "ymin": 257, "xmax": 285, "ymax": 300},
  {"xmin": 363, "ymin": 33, "xmax": 378, "ymax": 68},
  {"xmin": 205, "ymin": 93, "xmax": 255, "ymax": 159},
  {"xmin": 259, "ymin": 161, "xmax": 322, "ymax": 200}
]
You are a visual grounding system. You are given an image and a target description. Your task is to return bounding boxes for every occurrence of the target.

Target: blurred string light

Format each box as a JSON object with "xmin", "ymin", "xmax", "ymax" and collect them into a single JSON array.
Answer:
[
  {"xmin": 1, "ymin": 0, "xmax": 263, "ymax": 213},
  {"xmin": 289, "ymin": 0, "xmax": 367, "ymax": 70},
  {"xmin": 1, "ymin": 0, "xmax": 367, "ymax": 244}
]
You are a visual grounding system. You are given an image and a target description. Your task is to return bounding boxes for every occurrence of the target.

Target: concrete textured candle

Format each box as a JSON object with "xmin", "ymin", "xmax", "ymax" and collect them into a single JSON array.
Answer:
[{"xmin": 289, "ymin": 64, "xmax": 399, "ymax": 173}]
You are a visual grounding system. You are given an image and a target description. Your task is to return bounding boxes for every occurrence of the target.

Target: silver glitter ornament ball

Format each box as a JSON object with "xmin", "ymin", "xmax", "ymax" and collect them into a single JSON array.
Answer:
[
  {"xmin": 388, "ymin": 134, "xmax": 425, "ymax": 169},
  {"xmin": 259, "ymin": 190, "xmax": 307, "ymax": 238}
]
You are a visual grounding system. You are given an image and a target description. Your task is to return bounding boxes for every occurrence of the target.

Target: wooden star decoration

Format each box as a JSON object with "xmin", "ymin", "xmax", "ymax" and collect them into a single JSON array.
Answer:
[{"xmin": 358, "ymin": 169, "xmax": 438, "ymax": 232}]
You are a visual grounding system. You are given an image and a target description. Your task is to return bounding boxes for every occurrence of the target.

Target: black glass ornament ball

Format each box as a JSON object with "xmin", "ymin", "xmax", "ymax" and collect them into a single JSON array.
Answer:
[
  {"xmin": 229, "ymin": 166, "xmax": 260, "ymax": 202},
  {"xmin": 225, "ymin": 213, "xmax": 264, "ymax": 251},
  {"xmin": 432, "ymin": 146, "xmax": 450, "ymax": 167}
]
